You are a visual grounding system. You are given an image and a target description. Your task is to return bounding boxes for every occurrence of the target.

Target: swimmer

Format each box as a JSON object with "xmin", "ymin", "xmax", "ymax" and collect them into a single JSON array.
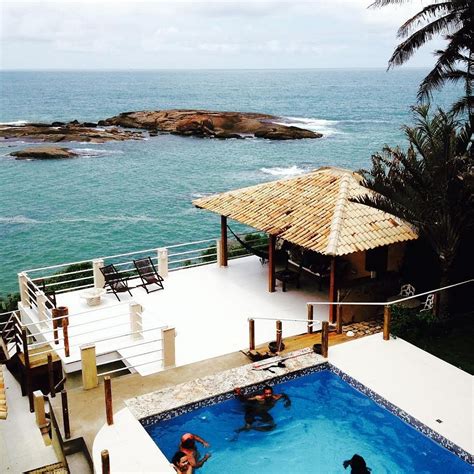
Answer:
[
  {"xmin": 234, "ymin": 385, "xmax": 291, "ymax": 432},
  {"xmin": 343, "ymin": 454, "xmax": 371, "ymax": 473},
  {"xmin": 171, "ymin": 451, "xmax": 193, "ymax": 473},
  {"xmin": 179, "ymin": 433, "xmax": 211, "ymax": 469}
]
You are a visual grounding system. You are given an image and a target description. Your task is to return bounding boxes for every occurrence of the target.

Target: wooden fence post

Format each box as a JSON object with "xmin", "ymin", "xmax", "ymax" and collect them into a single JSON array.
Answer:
[
  {"xmin": 62, "ymin": 318, "xmax": 70, "ymax": 357},
  {"xmin": 307, "ymin": 304, "xmax": 314, "ymax": 334},
  {"xmin": 248, "ymin": 319, "xmax": 255, "ymax": 351},
  {"xmin": 101, "ymin": 449, "xmax": 110, "ymax": 474},
  {"xmin": 21, "ymin": 328, "xmax": 34, "ymax": 412},
  {"xmin": 81, "ymin": 344, "xmax": 98, "ymax": 390},
  {"xmin": 162, "ymin": 327, "xmax": 176, "ymax": 368},
  {"xmin": 276, "ymin": 320, "xmax": 283, "ymax": 352},
  {"xmin": 104, "ymin": 376, "xmax": 113, "ymax": 426},
  {"xmin": 157, "ymin": 248, "xmax": 169, "ymax": 278},
  {"xmin": 61, "ymin": 390, "xmax": 71, "ymax": 439},
  {"xmin": 48, "ymin": 353, "xmax": 55, "ymax": 397},
  {"xmin": 321, "ymin": 321, "xmax": 329, "ymax": 358},
  {"xmin": 383, "ymin": 305, "xmax": 391, "ymax": 341},
  {"xmin": 336, "ymin": 303, "xmax": 343, "ymax": 334}
]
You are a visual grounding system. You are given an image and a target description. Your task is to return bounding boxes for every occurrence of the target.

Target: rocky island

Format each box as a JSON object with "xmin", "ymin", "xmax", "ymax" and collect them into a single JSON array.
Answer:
[
  {"xmin": 10, "ymin": 146, "xmax": 79, "ymax": 160},
  {"xmin": 101, "ymin": 110, "xmax": 322, "ymax": 140}
]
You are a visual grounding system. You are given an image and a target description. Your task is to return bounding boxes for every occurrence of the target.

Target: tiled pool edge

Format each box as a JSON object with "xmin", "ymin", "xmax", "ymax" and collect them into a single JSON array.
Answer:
[
  {"xmin": 137, "ymin": 360, "xmax": 472, "ymax": 466},
  {"xmin": 327, "ymin": 363, "xmax": 473, "ymax": 465}
]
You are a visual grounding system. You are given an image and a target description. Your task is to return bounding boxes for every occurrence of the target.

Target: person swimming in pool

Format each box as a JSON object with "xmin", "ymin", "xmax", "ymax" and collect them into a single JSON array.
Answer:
[
  {"xmin": 343, "ymin": 454, "xmax": 371, "ymax": 473},
  {"xmin": 179, "ymin": 433, "xmax": 211, "ymax": 469},
  {"xmin": 171, "ymin": 451, "xmax": 193, "ymax": 473},
  {"xmin": 234, "ymin": 385, "xmax": 291, "ymax": 432}
]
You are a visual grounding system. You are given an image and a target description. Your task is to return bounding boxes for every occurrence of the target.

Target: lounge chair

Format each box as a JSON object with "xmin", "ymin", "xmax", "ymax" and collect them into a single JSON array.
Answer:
[
  {"xmin": 275, "ymin": 255, "xmax": 304, "ymax": 292},
  {"xmin": 133, "ymin": 257, "xmax": 164, "ymax": 293},
  {"xmin": 100, "ymin": 264, "xmax": 132, "ymax": 301}
]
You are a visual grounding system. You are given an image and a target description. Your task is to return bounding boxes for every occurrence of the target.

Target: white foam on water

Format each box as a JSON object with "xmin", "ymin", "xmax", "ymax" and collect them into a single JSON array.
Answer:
[
  {"xmin": 260, "ymin": 165, "xmax": 306, "ymax": 176},
  {"xmin": 0, "ymin": 120, "xmax": 29, "ymax": 126},
  {"xmin": 275, "ymin": 116, "xmax": 341, "ymax": 137},
  {"xmin": 0, "ymin": 215, "xmax": 159, "ymax": 225},
  {"xmin": 0, "ymin": 216, "xmax": 40, "ymax": 224},
  {"xmin": 191, "ymin": 192, "xmax": 214, "ymax": 199},
  {"xmin": 71, "ymin": 148, "xmax": 124, "ymax": 157}
]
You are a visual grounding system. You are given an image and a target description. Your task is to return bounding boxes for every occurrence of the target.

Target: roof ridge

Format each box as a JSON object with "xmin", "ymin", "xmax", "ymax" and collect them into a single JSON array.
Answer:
[{"xmin": 325, "ymin": 173, "xmax": 351, "ymax": 255}]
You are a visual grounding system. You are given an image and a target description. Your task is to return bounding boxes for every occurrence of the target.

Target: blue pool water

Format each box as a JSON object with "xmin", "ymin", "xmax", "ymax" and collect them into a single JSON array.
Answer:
[{"xmin": 145, "ymin": 370, "xmax": 471, "ymax": 473}]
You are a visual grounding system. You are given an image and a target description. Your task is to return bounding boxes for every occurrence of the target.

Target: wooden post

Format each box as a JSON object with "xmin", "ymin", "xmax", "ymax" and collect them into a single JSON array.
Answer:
[
  {"xmin": 36, "ymin": 291, "xmax": 47, "ymax": 326},
  {"xmin": 268, "ymin": 235, "xmax": 276, "ymax": 292},
  {"xmin": 129, "ymin": 302, "xmax": 143, "ymax": 340},
  {"xmin": 93, "ymin": 259, "xmax": 105, "ymax": 289},
  {"xmin": 81, "ymin": 344, "xmax": 98, "ymax": 390},
  {"xmin": 383, "ymin": 305, "xmax": 391, "ymax": 341},
  {"xmin": 248, "ymin": 318, "xmax": 255, "ymax": 351},
  {"xmin": 33, "ymin": 391, "xmax": 47, "ymax": 428},
  {"xmin": 52, "ymin": 306, "xmax": 68, "ymax": 345},
  {"xmin": 104, "ymin": 376, "xmax": 113, "ymax": 426},
  {"xmin": 162, "ymin": 327, "xmax": 176, "ymax": 368},
  {"xmin": 62, "ymin": 318, "xmax": 70, "ymax": 357},
  {"xmin": 101, "ymin": 449, "xmax": 110, "ymax": 474},
  {"xmin": 328, "ymin": 257, "xmax": 337, "ymax": 323},
  {"xmin": 157, "ymin": 248, "xmax": 168, "ymax": 278},
  {"xmin": 276, "ymin": 320, "xmax": 282, "ymax": 352},
  {"xmin": 61, "ymin": 390, "xmax": 71, "ymax": 439},
  {"xmin": 336, "ymin": 302, "xmax": 343, "ymax": 335},
  {"xmin": 21, "ymin": 328, "xmax": 34, "ymax": 412},
  {"xmin": 321, "ymin": 321, "xmax": 329, "ymax": 358},
  {"xmin": 219, "ymin": 216, "xmax": 228, "ymax": 267},
  {"xmin": 307, "ymin": 304, "xmax": 314, "ymax": 334},
  {"xmin": 48, "ymin": 353, "xmax": 55, "ymax": 397}
]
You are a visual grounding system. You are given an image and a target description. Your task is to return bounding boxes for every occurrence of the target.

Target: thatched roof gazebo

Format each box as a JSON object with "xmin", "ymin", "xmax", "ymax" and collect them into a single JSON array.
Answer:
[{"xmin": 193, "ymin": 167, "xmax": 418, "ymax": 321}]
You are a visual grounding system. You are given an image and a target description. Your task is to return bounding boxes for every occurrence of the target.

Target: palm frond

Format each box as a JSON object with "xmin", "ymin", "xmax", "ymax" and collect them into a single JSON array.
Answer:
[{"xmin": 398, "ymin": 4, "xmax": 457, "ymax": 38}]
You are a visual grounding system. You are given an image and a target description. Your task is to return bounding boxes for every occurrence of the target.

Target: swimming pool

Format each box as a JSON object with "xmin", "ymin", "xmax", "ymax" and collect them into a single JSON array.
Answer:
[{"xmin": 144, "ymin": 369, "xmax": 472, "ymax": 473}]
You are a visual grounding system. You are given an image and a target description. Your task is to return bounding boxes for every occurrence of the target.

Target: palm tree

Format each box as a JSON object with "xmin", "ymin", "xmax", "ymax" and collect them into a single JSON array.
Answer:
[
  {"xmin": 371, "ymin": 0, "xmax": 474, "ymax": 128},
  {"xmin": 355, "ymin": 106, "xmax": 473, "ymax": 312}
]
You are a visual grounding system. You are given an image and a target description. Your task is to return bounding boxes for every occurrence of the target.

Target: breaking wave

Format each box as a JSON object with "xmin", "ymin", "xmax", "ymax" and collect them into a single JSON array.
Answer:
[
  {"xmin": 0, "ymin": 120, "xmax": 29, "ymax": 126},
  {"xmin": 260, "ymin": 166, "xmax": 306, "ymax": 176},
  {"xmin": 275, "ymin": 116, "xmax": 340, "ymax": 137},
  {"xmin": 71, "ymin": 148, "xmax": 124, "ymax": 157}
]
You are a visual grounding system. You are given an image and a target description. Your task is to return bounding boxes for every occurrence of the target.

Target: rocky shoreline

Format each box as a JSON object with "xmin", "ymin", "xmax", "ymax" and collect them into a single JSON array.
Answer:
[{"xmin": 2, "ymin": 109, "xmax": 322, "ymax": 159}]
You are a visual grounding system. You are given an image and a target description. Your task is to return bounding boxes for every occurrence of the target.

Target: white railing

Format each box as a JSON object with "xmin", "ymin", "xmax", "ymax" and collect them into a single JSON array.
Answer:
[{"xmin": 19, "ymin": 231, "xmax": 267, "ymax": 295}]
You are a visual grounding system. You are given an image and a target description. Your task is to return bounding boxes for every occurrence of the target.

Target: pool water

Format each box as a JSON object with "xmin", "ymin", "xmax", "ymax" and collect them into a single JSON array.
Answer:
[{"xmin": 145, "ymin": 371, "xmax": 471, "ymax": 473}]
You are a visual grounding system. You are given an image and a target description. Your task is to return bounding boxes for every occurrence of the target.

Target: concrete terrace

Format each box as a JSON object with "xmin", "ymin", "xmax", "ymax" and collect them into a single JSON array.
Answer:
[{"xmin": 42, "ymin": 255, "xmax": 329, "ymax": 373}]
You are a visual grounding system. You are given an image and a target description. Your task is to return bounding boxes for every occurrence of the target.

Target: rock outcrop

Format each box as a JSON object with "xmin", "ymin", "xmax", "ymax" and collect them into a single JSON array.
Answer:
[
  {"xmin": 0, "ymin": 122, "xmax": 143, "ymax": 143},
  {"xmin": 101, "ymin": 110, "xmax": 322, "ymax": 140},
  {"xmin": 10, "ymin": 146, "xmax": 78, "ymax": 160}
]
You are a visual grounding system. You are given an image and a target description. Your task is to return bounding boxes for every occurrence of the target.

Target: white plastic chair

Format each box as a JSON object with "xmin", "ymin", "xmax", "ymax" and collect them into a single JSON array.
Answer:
[
  {"xmin": 400, "ymin": 284, "xmax": 416, "ymax": 297},
  {"xmin": 420, "ymin": 293, "xmax": 435, "ymax": 312}
]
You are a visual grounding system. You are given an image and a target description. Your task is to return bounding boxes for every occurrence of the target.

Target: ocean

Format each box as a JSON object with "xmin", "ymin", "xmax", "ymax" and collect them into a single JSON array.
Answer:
[{"xmin": 0, "ymin": 69, "xmax": 460, "ymax": 294}]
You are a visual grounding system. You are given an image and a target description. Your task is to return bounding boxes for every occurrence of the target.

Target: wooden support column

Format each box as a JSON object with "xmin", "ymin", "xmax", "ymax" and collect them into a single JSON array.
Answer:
[
  {"xmin": 21, "ymin": 328, "xmax": 34, "ymax": 412},
  {"xmin": 104, "ymin": 376, "xmax": 113, "ymax": 425},
  {"xmin": 162, "ymin": 327, "xmax": 176, "ymax": 369},
  {"xmin": 248, "ymin": 319, "xmax": 255, "ymax": 351},
  {"xmin": 268, "ymin": 234, "xmax": 276, "ymax": 292},
  {"xmin": 33, "ymin": 391, "xmax": 47, "ymax": 429},
  {"xmin": 307, "ymin": 304, "xmax": 314, "ymax": 334},
  {"xmin": 101, "ymin": 449, "xmax": 110, "ymax": 474},
  {"xmin": 383, "ymin": 305, "xmax": 391, "ymax": 341},
  {"xmin": 62, "ymin": 318, "xmax": 70, "ymax": 357},
  {"xmin": 276, "ymin": 320, "xmax": 282, "ymax": 352},
  {"xmin": 48, "ymin": 353, "xmax": 55, "ymax": 397},
  {"xmin": 81, "ymin": 344, "xmax": 98, "ymax": 390},
  {"xmin": 61, "ymin": 390, "xmax": 71, "ymax": 439},
  {"xmin": 321, "ymin": 321, "xmax": 329, "ymax": 358},
  {"xmin": 219, "ymin": 215, "xmax": 228, "ymax": 267},
  {"xmin": 336, "ymin": 303, "xmax": 343, "ymax": 334},
  {"xmin": 328, "ymin": 257, "xmax": 337, "ymax": 323}
]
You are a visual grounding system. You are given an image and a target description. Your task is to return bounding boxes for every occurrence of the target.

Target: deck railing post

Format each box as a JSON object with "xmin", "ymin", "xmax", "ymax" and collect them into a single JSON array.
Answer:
[
  {"xmin": 62, "ymin": 318, "xmax": 70, "ymax": 357},
  {"xmin": 33, "ymin": 391, "xmax": 47, "ymax": 429},
  {"xmin": 162, "ymin": 327, "xmax": 176, "ymax": 369},
  {"xmin": 321, "ymin": 321, "xmax": 329, "ymax": 358},
  {"xmin": 93, "ymin": 259, "xmax": 105, "ymax": 289},
  {"xmin": 307, "ymin": 304, "xmax": 313, "ymax": 334},
  {"xmin": 157, "ymin": 248, "xmax": 168, "ymax": 278},
  {"xmin": 101, "ymin": 449, "xmax": 110, "ymax": 474},
  {"xmin": 18, "ymin": 272, "xmax": 30, "ymax": 308},
  {"xmin": 61, "ymin": 390, "xmax": 71, "ymax": 439},
  {"xmin": 383, "ymin": 305, "xmax": 391, "ymax": 341},
  {"xmin": 249, "ymin": 318, "xmax": 255, "ymax": 351},
  {"xmin": 104, "ymin": 376, "xmax": 113, "ymax": 425},
  {"xmin": 81, "ymin": 343, "xmax": 98, "ymax": 390},
  {"xmin": 21, "ymin": 328, "xmax": 34, "ymax": 412},
  {"xmin": 48, "ymin": 353, "xmax": 55, "ymax": 397},
  {"xmin": 220, "ymin": 215, "xmax": 228, "ymax": 267},
  {"xmin": 216, "ymin": 238, "xmax": 222, "ymax": 266},
  {"xmin": 129, "ymin": 303, "xmax": 143, "ymax": 340},
  {"xmin": 36, "ymin": 291, "xmax": 47, "ymax": 326},
  {"xmin": 276, "ymin": 320, "xmax": 283, "ymax": 352},
  {"xmin": 336, "ymin": 303, "xmax": 343, "ymax": 334}
]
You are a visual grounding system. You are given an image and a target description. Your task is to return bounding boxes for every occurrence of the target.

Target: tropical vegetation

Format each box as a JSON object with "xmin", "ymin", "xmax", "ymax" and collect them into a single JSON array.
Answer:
[{"xmin": 371, "ymin": 0, "xmax": 474, "ymax": 128}]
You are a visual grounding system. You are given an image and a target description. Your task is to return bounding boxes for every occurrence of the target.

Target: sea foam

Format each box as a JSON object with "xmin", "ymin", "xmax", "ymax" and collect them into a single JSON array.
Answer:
[
  {"xmin": 275, "ymin": 116, "xmax": 340, "ymax": 137},
  {"xmin": 260, "ymin": 166, "xmax": 305, "ymax": 176}
]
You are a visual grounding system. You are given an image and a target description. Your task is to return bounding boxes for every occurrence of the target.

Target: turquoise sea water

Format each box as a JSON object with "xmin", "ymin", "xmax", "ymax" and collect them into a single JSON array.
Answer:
[
  {"xmin": 0, "ymin": 69, "xmax": 460, "ymax": 293},
  {"xmin": 145, "ymin": 370, "xmax": 472, "ymax": 473}
]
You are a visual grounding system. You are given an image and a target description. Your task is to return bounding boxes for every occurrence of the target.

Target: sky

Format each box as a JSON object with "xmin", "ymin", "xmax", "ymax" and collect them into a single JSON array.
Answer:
[{"xmin": 0, "ymin": 0, "xmax": 445, "ymax": 70}]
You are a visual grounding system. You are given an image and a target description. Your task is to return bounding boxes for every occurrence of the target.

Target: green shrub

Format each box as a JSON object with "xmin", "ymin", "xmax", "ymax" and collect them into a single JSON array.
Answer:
[{"xmin": 391, "ymin": 305, "xmax": 437, "ymax": 339}]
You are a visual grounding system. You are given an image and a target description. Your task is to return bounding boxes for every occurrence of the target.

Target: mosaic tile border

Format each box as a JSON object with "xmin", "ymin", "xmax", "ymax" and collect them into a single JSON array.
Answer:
[
  {"xmin": 140, "ymin": 361, "xmax": 472, "ymax": 465},
  {"xmin": 327, "ymin": 364, "xmax": 473, "ymax": 465},
  {"xmin": 139, "ymin": 362, "xmax": 329, "ymax": 427}
]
